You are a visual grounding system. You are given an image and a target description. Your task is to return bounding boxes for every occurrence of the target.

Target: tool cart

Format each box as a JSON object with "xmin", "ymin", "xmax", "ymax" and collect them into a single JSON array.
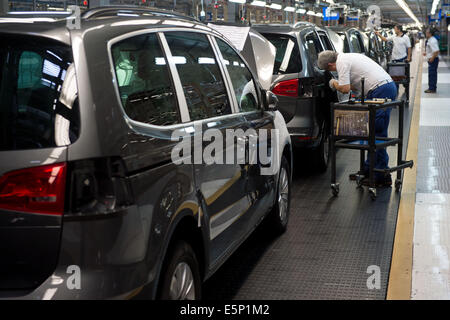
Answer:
[
  {"xmin": 387, "ymin": 62, "xmax": 410, "ymax": 106},
  {"xmin": 330, "ymin": 83, "xmax": 414, "ymax": 200}
]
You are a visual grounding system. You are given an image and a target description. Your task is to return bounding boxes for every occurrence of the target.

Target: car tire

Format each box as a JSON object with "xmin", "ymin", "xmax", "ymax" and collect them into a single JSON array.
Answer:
[
  {"xmin": 313, "ymin": 129, "xmax": 330, "ymax": 173},
  {"xmin": 267, "ymin": 156, "xmax": 291, "ymax": 235},
  {"xmin": 158, "ymin": 241, "xmax": 202, "ymax": 300}
]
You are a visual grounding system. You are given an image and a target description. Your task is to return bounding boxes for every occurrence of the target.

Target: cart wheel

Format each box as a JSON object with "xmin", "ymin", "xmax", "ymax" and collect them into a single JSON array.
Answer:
[
  {"xmin": 395, "ymin": 179, "xmax": 402, "ymax": 192},
  {"xmin": 331, "ymin": 183, "xmax": 340, "ymax": 197},
  {"xmin": 369, "ymin": 188, "xmax": 377, "ymax": 200}
]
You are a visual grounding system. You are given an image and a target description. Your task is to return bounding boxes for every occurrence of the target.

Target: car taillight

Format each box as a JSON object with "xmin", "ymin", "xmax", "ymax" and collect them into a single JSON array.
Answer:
[
  {"xmin": 0, "ymin": 163, "xmax": 66, "ymax": 215},
  {"xmin": 272, "ymin": 79, "xmax": 299, "ymax": 97}
]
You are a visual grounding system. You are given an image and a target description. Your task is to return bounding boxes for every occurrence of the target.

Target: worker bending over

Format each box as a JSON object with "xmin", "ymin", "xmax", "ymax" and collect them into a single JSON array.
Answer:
[{"xmin": 318, "ymin": 51, "xmax": 397, "ymax": 187}]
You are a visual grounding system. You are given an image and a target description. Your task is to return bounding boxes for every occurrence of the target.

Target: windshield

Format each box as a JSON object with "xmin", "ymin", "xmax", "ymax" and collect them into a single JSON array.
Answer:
[{"xmin": 0, "ymin": 34, "xmax": 78, "ymax": 151}]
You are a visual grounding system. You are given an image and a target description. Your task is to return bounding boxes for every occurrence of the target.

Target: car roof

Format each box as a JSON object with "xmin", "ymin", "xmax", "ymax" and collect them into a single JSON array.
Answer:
[
  {"xmin": 252, "ymin": 22, "xmax": 314, "ymax": 34},
  {"xmin": 0, "ymin": 6, "xmax": 214, "ymax": 45}
]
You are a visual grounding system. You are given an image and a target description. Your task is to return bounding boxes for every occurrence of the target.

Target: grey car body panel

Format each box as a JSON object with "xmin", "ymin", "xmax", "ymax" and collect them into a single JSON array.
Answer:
[{"xmin": 0, "ymin": 12, "xmax": 291, "ymax": 299}]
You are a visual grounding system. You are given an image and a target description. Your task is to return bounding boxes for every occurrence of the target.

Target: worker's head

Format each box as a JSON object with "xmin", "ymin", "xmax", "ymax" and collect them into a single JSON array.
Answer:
[
  {"xmin": 394, "ymin": 25, "xmax": 403, "ymax": 36},
  {"xmin": 317, "ymin": 50, "xmax": 338, "ymax": 71},
  {"xmin": 426, "ymin": 28, "xmax": 433, "ymax": 39}
]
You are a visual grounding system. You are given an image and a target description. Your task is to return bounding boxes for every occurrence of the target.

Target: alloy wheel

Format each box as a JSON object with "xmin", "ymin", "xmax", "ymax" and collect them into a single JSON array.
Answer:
[{"xmin": 169, "ymin": 262, "xmax": 196, "ymax": 300}]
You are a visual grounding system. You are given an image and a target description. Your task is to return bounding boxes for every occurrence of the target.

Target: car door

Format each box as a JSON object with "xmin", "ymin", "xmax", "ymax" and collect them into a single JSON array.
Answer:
[
  {"xmin": 348, "ymin": 30, "xmax": 363, "ymax": 53},
  {"xmin": 213, "ymin": 36, "xmax": 275, "ymax": 231},
  {"xmin": 163, "ymin": 30, "xmax": 251, "ymax": 267},
  {"xmin": 304, "ymin": 29, "xmax": 327, "ymax": 97}
]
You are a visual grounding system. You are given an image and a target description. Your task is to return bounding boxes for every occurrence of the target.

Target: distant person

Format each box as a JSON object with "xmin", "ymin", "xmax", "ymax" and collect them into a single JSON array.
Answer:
[
  {"xmin": 376, "ymin": 25, "xmax": 411, "ymax": 95},
  {"xmin": 424, "ymin": 28, "xmax": 440, "ymax": 93},
  {"xmin": 318, "ymin": 51, "xmax": 397, "ymax": 187},
  {"xmin": 376, "ymin": 25, "xmax": 412, "ymax": 63}
]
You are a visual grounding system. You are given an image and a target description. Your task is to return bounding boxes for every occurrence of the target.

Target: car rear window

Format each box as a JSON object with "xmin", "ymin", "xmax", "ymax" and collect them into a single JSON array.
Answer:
[
  {"xmin": 0, "ymin": 35, "xmax": 78, "ymax": 151},
  {"xmin": 262, "ymin": 33, "xmax": 302, "ymax": 74}
]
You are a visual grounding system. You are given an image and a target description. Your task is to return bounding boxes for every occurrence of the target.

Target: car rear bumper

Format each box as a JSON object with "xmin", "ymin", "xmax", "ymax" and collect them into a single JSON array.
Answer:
[
  {"xmin": 278, "ymin": 97, "xmax": 322, "ymax": 149},
  {"xmin": 0, "ymin": 205, "xmax": 159, "ymax": 300}
]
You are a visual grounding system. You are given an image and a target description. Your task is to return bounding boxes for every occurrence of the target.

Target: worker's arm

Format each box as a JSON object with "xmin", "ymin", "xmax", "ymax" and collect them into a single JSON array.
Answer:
[
  {"xmin": 375, "ymin": 31, "xmax": 387, "ymax": 42},
  {"xmin": 406, "ymin": 47, "xmax": 412, "ymax": 62},
  {"xmin": 429, "ymin": 50, "xmax": 439, "ymax": 63},
  {"xmin": 429, "ymin": 38, "xmax": 440, "ymax": 62},
  {"xmin": 330, "ymin": 79, "xmax": 351, "ymax": 94}
]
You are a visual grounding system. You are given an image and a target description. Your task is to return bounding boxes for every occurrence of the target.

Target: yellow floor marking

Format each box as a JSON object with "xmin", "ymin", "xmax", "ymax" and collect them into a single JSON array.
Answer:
[{"xmin": 386, "ymin": 53, "xmax": 423, "ymax": 300}]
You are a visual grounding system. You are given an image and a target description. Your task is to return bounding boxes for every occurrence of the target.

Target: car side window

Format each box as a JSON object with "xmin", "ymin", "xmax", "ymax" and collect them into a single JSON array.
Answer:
[
  {"xmin": 339, "ymin": 33, "xmax": 351, "ymax": 53},
  {"xmin": 216, "ymin": 38, "xmax": 259, "ymax": 112},
  {"xmin": 111, "ymin": 33, "xmax": 180, "ymax": 126},
  {"xmin": 164, "ymin": 32, "xmax": 231, "ymax": 121},
  {"xmin": 305, "ymin": 32, "xmax": 323, "ymax": 66},
  {"xmin": 319, "ymin": 33, "xmax": 334, "ymax": 51}
]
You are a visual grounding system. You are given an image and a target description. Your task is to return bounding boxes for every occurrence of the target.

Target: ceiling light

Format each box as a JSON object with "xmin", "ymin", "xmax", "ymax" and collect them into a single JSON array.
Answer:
[
  {"xmin": 250, "ymin": 0, "xmax": 266, "ymax": 7},
  {"xmin": 306, "ymin": 10, "xmax": 316, "ymax": 16},
  {"xmin": 296, "ymin": 8, "xmax": 306, "ymax": 14},
  {"xmin": 270, "ymin": 3, "xmax": 282, "ymax": 10},
  {"xmin": 394, "ymin": 0, "xmax": 421, "ymax": 25},
  {"xmin": 284, "ymin": 6, "xmax": 295, "ymax": 12},
  {"xmin": 431, "ymin": 0, "xmax": 440, "ymax": 15},
  {"xmin": 229, "ymin": 0, "xmax": 246, "ymax": 4}
]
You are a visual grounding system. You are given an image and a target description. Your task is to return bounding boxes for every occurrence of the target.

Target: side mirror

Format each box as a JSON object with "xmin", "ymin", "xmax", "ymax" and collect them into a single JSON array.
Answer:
[{"xmin": 264, "ymin": 90, "xmax": 278, "ymax": 111}]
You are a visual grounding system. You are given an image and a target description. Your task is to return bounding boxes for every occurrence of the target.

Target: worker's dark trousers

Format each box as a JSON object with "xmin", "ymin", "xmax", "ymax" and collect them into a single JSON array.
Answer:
[
  {"xmin": 364, "ymin": 82, "xmax": 398, "ymax": 179},
  {"xmin": 428, "ymin": 57, "xmax": 439, "ymax": 91}
]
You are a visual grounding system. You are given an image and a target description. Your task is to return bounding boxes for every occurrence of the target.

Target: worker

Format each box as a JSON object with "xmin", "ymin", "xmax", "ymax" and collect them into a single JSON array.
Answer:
[
  {"xmin": 376, "ymin": 25, "xmax": 412, "ymax": 63},
  {"xmin": 318, "ymin": 51, "xmax": 397, "ymax": 187},
  {"xmin": 376, "ymin": 25, "xmax": 411, "ymax": 95},
  {"xmin": 424, "ymin": 28, "xmax": 440, "ymax": 93}
]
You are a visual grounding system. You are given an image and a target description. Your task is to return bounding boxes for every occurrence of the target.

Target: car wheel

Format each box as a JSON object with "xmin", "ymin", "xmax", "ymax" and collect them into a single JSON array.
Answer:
[
  {"xmin": 313, "ymin": 129, "xmax": 329, "ymax": 172},
  {"xmin": 158, "ymin": 241, "xmax": 202, "ymax": 300},
  {"xmin": 268, "ymin": 156, "xmax": 291, "ymax": 234}
]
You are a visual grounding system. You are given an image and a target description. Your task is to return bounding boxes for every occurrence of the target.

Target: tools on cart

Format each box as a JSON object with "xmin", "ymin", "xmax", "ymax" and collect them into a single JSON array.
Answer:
[
  {"xmin": 387, "ymin": 62, "xmax": 410, "ymax": 107},
  {"xmin": 330, "ymin": 78, "xmax": 414, "ymax": 200}
]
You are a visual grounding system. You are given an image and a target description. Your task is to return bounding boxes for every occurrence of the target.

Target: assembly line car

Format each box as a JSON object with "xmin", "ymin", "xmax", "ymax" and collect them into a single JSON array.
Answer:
[
  {"xmin": 0, "ymin": 6, "xmax": 293, "ymax": 300},
  {"xmin": 364, "ymin": 30, "xmax": 388, "ymax": 70},
  {"xmin": 253, "ymin": 22, "xmax": 338, "ymax": 172}
]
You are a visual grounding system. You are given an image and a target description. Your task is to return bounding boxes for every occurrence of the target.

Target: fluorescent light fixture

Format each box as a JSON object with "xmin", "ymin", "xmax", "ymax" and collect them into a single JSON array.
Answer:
[
  {"xmin": 251, "ymin": 0, "xmax": 266, "ymax": 7},
  {"xmin": 393, "ymin": 0, "xmax": 421, "ymax": 25},
  {"xmin": 306, "ymin": 10, "xmax": 316, "ymax": 16},
  {"xmin": 315, "ymin": 12, "xmax": 323, "ymax": 17},
  {"xmin": 296, "ymin": 8, "xmax": 306, "ymax": 14},
  {"xmin": 172, "ymin": 56, "xmax": 187, "ymax": 64},
  {"xmin": 229, "ymin": 0, "xmax": 246, "ymax": 3},
  {"xmin": 431, "ymin": 0, "xmax": 440, "ymax": 15},
  {"xmin": 269, "ymin": 3, "xmax": 282, "ymax": 10},
  {"xmin": 155, "ymin": 57, "xmax": 166, "ymax": 65},
  {"xmin": 198, "ymin": 57, "xmax": 216, "ymax": 64},
  {"xmin": 284, "ymin": 6, "xmax": 295, "ymax": 12}
]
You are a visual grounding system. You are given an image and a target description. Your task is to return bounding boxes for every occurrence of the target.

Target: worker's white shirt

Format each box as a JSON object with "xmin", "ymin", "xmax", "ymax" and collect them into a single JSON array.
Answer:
[
  {"xmin": 426, "ymin": 36, "xmax": 440, "ymax": 60},
  {"xmin": 336, "ymin": 53, "xmax": 393, "ymax": 96},
  {"xmin": 387, "ymin": 34, "xmax": 411, "ymax": 60}
]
